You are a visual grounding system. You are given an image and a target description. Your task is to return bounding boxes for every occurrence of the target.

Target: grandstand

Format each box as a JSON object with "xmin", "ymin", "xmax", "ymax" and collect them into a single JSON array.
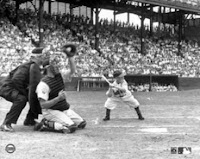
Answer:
[{"xmin": 1, "ymin": 0, "xmax": 200, "ymax": 91}]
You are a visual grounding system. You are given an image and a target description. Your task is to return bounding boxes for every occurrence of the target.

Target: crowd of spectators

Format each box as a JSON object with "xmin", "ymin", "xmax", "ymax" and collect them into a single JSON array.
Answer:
[
  {"xmin": 128, "ymin": 83, "xmax": 178, "ymax": 92},
  {"xmin": 1, "ymin": 6, "xmax": 200, "ymax": 91},
  {"xmin": 0, "ymin": 18, "xmax": 34, "ymax": 76}
]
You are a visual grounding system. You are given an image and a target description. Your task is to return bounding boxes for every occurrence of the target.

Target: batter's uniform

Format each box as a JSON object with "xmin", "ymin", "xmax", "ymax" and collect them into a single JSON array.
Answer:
[
  {"xmin": 36, "ymin": 73, "xmax": 84, "ymax": 127},
  {"xmin": 104, "ymin": 79, "xmax": 140, "ymax": 110}
]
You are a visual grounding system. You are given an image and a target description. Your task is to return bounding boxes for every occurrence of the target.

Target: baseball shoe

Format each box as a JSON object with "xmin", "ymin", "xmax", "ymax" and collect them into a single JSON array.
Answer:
[
  {"xmin": 24, "ymin": 118, "xmax": 36, "ymax": 126},
  {"xmin": 138, "ymin": 116, "xmax": 145, "ymax": 120},
  {"xmin": 78, "ymin": 120, "xmax": 87, "ymax": 129},
  {"xmin": 34, "ymin": 119, "xmax": 46, "ymax": 131},
  {"xmin": 62, "ymin": 124, "xmax": 77, "ymax": 134},
  {"xmin": 103, "ymin": 116, "xmax": 110, "ymax": 121},
  {"xmin": 103, "ymin": 109, "xmax": 111, "ymax": 121},
  {"xmin": 61, "ymin": 127, "xmax": 71, "ymax": 134},
  {"xmin": 0, "ymin": 124, "xmax": 14, "ymax": 132}
]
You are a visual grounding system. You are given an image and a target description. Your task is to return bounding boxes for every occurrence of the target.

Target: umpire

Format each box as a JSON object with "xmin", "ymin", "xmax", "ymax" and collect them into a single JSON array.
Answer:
[{"xmin": 0, "ymin": 48, "xmax": 44, "ymax": 132}]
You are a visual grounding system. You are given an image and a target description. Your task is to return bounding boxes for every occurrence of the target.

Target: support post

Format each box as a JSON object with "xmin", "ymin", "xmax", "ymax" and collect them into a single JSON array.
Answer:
[
  {"xmin": 48, "ymin": 0, "xmax": 51, "ymax": 14},
  {"xmin": 95, "ymin": 4, "xmax": 100, "ymax": 50},
  {"xmin": 178, "ymin": 11, "xmax": 183, "ymax": 56},
  {"xmin": 150, "ymin": 4, "xmax": 153, "ymax": 37},
  {"xmin": 39, "ymin": 0, "xmax": 44, "ymax": 47},
  {"xmin": 140, "ymin": 3, "xmax": 145, "ymax": 55}
]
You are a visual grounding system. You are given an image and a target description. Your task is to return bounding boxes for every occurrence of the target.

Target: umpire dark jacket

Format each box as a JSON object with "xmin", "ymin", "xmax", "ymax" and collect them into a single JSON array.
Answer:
[{"xmin": 0, "ymin": 61, "xmax": 42, "ymax": 115}]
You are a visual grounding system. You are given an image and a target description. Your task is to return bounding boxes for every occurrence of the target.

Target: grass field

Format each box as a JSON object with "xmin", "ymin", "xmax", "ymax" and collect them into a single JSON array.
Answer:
[{"xmin": 1, "ymin": 90, "xmax": 200, "ymax": 159}]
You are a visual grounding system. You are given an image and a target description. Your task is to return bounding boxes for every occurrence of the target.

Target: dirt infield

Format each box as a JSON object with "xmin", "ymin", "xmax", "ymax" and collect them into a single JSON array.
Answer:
[{"xmin": 0, "ymin": 90, "xmax": 200, "ymax": 159}]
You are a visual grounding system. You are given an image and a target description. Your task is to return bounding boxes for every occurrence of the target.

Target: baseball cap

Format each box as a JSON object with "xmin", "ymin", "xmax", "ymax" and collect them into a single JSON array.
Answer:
[{"xmin": 113, "ymin": 70, "xmax": 126, "ymax": 78}]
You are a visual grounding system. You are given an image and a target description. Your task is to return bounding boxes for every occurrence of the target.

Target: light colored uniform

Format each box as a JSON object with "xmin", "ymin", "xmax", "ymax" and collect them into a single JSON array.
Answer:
[
  {"xmin": 36, "ymin": 81, "xmax": 83, "ymax": 126},
  {"xmin": 104, "ymin": 79, "xmax": 139, "ymax": 110}
]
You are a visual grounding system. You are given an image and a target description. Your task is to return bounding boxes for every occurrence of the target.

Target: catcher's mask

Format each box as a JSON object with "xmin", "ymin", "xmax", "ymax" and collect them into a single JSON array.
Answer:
[
  {"xmin": 42, "ymin": 44, "xmax": 76, "ymax": 72},
  {"xmin": 42, "ymin": 51, "xmax": 68, "ymax": 75},
  {"xmin": 43, "ymin": 53, "xmax": 67, "ymax": 72}
]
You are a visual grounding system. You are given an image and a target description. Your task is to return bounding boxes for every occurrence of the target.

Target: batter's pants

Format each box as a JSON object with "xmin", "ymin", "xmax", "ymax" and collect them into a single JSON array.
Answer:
[{"xmin": 104, "ymin": 95, "xmax": 140, "ymax": 110}]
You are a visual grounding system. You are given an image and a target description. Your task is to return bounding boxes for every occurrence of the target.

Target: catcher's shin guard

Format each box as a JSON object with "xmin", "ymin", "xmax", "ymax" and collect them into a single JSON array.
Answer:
[
  {"xmin": 135, "ymin": 107, "xmax": 144, "ymax": 120},
  {"xmin": 34, "ymin": 119, "xmax": 61, "ymax": 132},
  {"xmin": 46, "ymin": 120, "xmax": 77, "ymax": 133},
  {"xmin": 34, "ymin": 119, "xmax": 77, "ymax": 133},
  {"xmin": 103, "ymin": 108, "xmax": 111, "ymax": 121}
]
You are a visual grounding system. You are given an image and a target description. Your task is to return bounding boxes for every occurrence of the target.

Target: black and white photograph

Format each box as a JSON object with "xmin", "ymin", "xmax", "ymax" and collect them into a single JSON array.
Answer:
[{"xmin": 0, "ymin": 0, "xmax": 200, "ymax": 158}]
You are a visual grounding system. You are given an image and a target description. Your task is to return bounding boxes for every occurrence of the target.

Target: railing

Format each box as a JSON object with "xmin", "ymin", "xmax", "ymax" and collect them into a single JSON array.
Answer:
[
  {"xmin": 0, "ymin": 75, "xmax": 198, "ymax": 92},
  {"xmin": 73, "ymin": 75, "xmax": 179, "ymax": 91},
  {"xmin": 77, "ymin": 77, "xmax": 114, "ymax": 91}
]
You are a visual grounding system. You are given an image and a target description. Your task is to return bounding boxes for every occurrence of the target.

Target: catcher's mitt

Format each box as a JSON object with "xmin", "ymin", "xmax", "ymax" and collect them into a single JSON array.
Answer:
[{"xmin": 62, "ymin": 44, "xmax": 77, "ymax": 57}]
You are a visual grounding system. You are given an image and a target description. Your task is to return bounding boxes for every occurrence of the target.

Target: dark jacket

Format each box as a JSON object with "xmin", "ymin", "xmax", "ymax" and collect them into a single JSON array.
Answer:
[
  {"xmin": 1, "ymin": 61, "xmax": 35, "ymax": 96},
  {"xmin": 0, "ymin": 61, "xmax": 42, "ymax": 115}
]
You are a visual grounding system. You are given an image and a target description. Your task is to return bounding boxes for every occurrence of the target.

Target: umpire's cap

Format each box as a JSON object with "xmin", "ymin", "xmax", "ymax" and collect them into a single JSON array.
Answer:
[
  {"xmin": 31, "ymin": 47, "xmax": 43, "ymax": 56},
  {"xmin": 113, "ymin": 70, "xmax": 126, "ymax": 78}
]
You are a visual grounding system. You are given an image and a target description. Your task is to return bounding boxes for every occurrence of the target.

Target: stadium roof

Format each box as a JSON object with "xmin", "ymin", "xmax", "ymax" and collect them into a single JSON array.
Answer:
[
  {"xmin": 17, "ymin": 0, "xmax": 200, "ymax": 14},
  {"xmin": 57, "ymin": 0, "xmax": 200, "ymax": 14},
  {"xmin": 56, "ymin": 0, "xmax": 200, "ymax": 24},
  {"xmin": 16, "ymin": 0, "xmax": 200, "ymax": 24}
]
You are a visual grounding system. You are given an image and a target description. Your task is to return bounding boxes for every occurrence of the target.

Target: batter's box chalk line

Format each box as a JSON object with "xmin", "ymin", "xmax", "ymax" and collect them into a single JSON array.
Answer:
[
  {"xmin": 187, "ymin": 116, "xmax": 200, "ymax": 121},
  {"xmin": 139, "ymin": 127, "xmax": 168, "ymax": 133}
]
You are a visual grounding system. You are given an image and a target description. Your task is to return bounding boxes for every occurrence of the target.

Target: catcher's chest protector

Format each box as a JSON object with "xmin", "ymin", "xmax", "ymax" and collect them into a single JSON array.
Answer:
[{"xmin": 42, "ymin": 74, "xmax": 70, "ymax": 111}]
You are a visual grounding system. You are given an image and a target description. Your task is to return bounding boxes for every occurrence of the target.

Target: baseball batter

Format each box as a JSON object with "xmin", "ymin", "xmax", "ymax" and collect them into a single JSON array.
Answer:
[{"xmin": 103, "ymin": 70, "xmax": 144, "ymax": 121}]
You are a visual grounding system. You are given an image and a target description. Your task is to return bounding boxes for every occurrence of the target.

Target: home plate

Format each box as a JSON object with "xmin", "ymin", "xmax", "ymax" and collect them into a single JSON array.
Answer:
[{"xmin": 139, "ymin": 128, "xmax": 168, "ymax": 133}]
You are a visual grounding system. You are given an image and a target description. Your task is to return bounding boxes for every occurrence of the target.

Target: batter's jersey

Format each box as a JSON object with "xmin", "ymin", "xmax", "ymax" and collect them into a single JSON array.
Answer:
[
  {"xmin": 110, "ymin": 79, "xmax": 132, "ymax": 98},
  {"xmin": 105, "ymin": 79, "xmax": 139, "ymax": 109}
]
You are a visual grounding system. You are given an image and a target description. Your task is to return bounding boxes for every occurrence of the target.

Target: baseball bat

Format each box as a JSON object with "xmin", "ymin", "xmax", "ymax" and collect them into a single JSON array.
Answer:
[
  {"xmin": 101, "ymin": 75, "xmax": 112, "ymax": 85},
  {"xmin": 101, "ymin": 75, "xmax": 119, "ymax": 90}
]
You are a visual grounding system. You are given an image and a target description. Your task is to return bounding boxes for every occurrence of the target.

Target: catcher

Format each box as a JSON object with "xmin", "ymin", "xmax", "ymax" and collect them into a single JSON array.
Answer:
[
  {"xmin": 103, "ymin": 70, "xmax": 144, "ymax": 121},
  {"xmin": 34, "ymin": 44, "xmax": 86, "ymax": 133}
]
